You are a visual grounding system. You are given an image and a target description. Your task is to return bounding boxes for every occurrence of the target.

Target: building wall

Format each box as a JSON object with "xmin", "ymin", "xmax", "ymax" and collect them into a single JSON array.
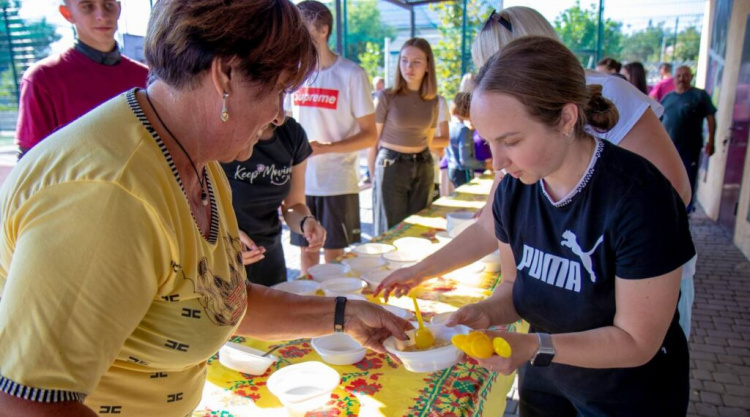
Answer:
[{"xmin": 696, "ymin": 0, "xmax": 750, "ymax": 258}]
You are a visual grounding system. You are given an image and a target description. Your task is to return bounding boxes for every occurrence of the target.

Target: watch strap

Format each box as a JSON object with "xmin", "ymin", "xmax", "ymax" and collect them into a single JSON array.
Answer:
[
  {"xmin": 334, "ymin": 296, "xmax": 347, "ymax": 333},
  {"xmin": 300, "ymin": 215, "xmax": 315, "ymax": 233}
]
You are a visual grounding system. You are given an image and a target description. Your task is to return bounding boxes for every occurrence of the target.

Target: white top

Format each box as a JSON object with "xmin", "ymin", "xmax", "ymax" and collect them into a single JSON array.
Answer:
[
  {"xmin": 438, "ymin": 95, "xmax": 449, "ymax": 125},
  {"xmin": 288, "ymin": 56, "xmax": 374, "ymax": 196},
  {"xmin": 584, "ymin": 71, "xmax": 663, "ymax": 146}
]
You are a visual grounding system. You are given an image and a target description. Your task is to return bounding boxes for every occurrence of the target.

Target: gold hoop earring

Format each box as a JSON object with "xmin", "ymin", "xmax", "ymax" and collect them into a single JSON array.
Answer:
[{"xmin": 220, "ymin": 93, "xmax": 229, "ymax": 122}]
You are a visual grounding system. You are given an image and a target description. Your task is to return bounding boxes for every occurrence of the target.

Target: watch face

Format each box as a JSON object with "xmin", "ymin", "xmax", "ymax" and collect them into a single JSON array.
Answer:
[{"xmin": 531, "ymin": 352, "xmax": 554, "ymax": 367}]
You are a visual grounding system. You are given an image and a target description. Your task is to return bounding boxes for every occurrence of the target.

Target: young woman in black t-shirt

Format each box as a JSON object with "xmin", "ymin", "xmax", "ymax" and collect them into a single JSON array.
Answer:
[{"xmin": 447, "ymin": 37, "xmax": 693, "ymax": 416}]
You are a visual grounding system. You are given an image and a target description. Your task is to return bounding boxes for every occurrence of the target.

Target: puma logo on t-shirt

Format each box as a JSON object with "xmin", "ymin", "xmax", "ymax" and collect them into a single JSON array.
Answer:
[{"xmin": 560, "ymin": 230, "xmax": 604, "ymax": 283}]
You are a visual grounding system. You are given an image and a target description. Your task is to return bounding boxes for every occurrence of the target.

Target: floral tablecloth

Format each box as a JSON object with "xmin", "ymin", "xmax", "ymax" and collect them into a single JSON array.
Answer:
[{"xmin": 193, "ymin": 175, "xmax": 528, "ymax": 417}]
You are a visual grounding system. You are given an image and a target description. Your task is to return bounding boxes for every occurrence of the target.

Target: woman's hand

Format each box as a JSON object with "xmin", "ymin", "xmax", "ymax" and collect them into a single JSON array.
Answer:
[
  {"xmin": 344, "ymin": 300, "xmax": 414, "ymax": 353},
  {"xmin": 375, "ymin": 266, "xmax": 427, "ymax": 301},
  {"xmin": 473, "ymin": 331, "xmax": 538, "ymax": 375},
  {"xmin": 239, "ymin": 230, "xmax": 266, "ymax": 265},
  {"xmin": 444, "ymin": 302, "xmax": 493, "ymax": 330},
  {"xmin": 302, "ymin": 218, "xmax": 326, "ymax": 253}
]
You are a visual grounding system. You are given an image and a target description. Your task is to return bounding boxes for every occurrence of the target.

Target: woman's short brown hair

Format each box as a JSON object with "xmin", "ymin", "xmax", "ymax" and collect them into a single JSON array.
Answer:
[
  {"xmin": 474, "ymin": 36, "xmax": 618, "ymax": 136},
  {"xmin": 145, "ymin": 0, "xmax": 317, "ymax": 94},
  {"xmin": 391, "ymin": 38, "xmax": 437, "ymax": 100}
]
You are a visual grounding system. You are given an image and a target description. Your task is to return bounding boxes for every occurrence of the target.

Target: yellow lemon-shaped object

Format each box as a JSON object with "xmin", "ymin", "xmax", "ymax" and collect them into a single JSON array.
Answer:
[
  {"xmin": 493, "ymin": 337, "xmax": 513, "ymax": 358},
  {"xmin": 414, "ymin": 328, "xmax": 435, "ymax": 350},
  {"xmin": 451, "ymin": 334, "xmax": 470, "ymax": 352},
  {"xmin": 470, "ymin": 335, "xmax": 494, "ymax": 359}
]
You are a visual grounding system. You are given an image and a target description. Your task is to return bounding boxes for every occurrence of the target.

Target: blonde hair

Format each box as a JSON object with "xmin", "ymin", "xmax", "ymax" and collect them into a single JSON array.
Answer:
[
  {"xmin": 474, "ymin": 37, "xmax": 618, "ymax": 137},
  {"xmin": 472, "ymin": 6, "xmax": 559, "ymax": 69},
  {"xmin": 392, "ymin": 38, "xmax": 437, "ymax": 100}
]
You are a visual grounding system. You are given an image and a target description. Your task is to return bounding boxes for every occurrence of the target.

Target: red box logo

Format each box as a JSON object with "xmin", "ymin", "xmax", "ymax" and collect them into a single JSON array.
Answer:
[{"xmin": 293, "ymin": 87, "xmax": 339, "ymax": 110}]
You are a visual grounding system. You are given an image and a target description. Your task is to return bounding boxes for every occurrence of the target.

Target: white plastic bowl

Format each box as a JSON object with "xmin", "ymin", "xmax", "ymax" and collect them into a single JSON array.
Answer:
[
  {"xmin": 383, "ymin": 250, "xmax": 421, "ymax": 270},
  {"xmin": 352, "ymin": 243, "xmax": 396, "ymax": 257},
  {"xmin": 319, "ymin": 277, "xmax": 367, "ymax": 296},
  {"xmin": 435, "ymin": 231, "xmax": 453, "ymax": 244},
  {"xmin": 481, "ymin": 251, "xmax": 502, "ymax": 273},
  {"xmin": 267, "ymin": 361, "xmax": 340, "ymax": 416},
  {"xmin": 219, "ymin": 342, "xmax": 277, "ymax": 375},
  {"xmin": 342, "ymin": 256, "xmax": 387, "ymax": 274},
  {"xmin": 311, "ymin": 333, "xmax": 366, "ymax": 365},
  {"xmin": 382, "ymin": 304, "xmax": 414, "ymax": 320},
  {"xmin": 393, "ymin": 237, "xmax": 433, "ymax": 252},
  {"xmin": 383, "ymin": 324, "xmax": 471, "ymax": 373},
  {"xmin": 361, "ymin": 269, "xmax": 392, "ymax": 289},
  {"xmin": 271, "ymin": 280, "xmax": 321, "ymax": 295},
  {"xmin": 446, "ymin": 212, "xmax": 476, "ymax": 238},
  {"xmin": 430, "ymin": 312, "xmax": 454, "ymax": 326},
  {"xmin": 308, "ymin": 263, "xmax": 352, "ymax": 283}
]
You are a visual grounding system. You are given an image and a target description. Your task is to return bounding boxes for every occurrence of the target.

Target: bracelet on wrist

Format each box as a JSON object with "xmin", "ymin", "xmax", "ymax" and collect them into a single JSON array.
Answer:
[{"xmin": 300, "ymin": 215, "xmax": 315, "ymax": 233}]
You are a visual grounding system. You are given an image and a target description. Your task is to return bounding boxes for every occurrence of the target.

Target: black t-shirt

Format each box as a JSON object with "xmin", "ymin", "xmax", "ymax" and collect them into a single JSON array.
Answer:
[
  {"xmin": 222, "ymin": 118, "xmax": 312, "ymax": 246},
  {"xmin": 492, "ymin": 139, "xmax": 694, "ymax": 407},
  {"xmin": 661, "ymin": 88, "xmax": 717, "ymax": 159},
  {"xmin": 493, "ymin": 139, "xmax": 695, "ymax": 334}
]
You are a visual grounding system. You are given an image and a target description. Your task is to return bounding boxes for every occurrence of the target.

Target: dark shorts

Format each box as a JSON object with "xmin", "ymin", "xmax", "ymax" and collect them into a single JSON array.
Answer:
[
  {"xmin": 290, "ymin": 194, "xmax": 361, "ymax": 250},
  {"xmin": 244, "ymin": 233, "xmax": 286, "ymax": 287}
]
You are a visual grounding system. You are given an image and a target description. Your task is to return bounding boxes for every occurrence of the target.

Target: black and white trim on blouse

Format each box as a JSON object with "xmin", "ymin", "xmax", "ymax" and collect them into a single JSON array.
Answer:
[
  {"xmin": 0, "ymin": 375, "xmax": 86, "ymax": 403},
  {"xmin": 126, "ymin": 88, "xmax": 219, "ymax": 244},
  {"xmin": 541, "ymin": 138, "xmax": 604, "ymax": 208}
]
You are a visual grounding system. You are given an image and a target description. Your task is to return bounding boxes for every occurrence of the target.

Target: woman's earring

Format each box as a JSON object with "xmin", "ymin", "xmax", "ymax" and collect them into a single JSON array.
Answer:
[{"xmin": 220, "ymin": 93, "xmax": 229, "ymax": 122}]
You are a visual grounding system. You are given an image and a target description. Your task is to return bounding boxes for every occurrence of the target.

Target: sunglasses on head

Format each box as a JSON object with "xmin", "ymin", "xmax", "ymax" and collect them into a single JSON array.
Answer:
[{"xmin": 483, "ymin": 10, "xmax": 513, "ymax": 33}]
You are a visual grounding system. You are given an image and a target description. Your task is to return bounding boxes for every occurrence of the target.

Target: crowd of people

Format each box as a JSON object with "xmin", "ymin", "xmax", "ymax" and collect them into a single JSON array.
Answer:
[{"xmin": 0, "ymin": 0, "xmax": 715, "ymax": 415}]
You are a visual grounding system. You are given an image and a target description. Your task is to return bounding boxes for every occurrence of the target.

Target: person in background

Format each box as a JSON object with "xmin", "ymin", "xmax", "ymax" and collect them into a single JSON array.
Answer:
[
  {"xmin": 288, "ymin": 0, "xmax": 377, "ymax": 274},
  {"xmin": 378, "ymin": 5, "xmax": 696, "ymax": 339},
  {"xmin": 222, "ymin": 118, "xmax": 326, "ymax": 286},
  {"xmin": 661, "ymin": 66, "xmax": 717, "ymax": 214},
  {"xmin": 370, "ymin": 38, "xmax": 439, "ymax": 235},
  {"xmin": 446, "ymin": 92, "xmax": 485, "ymax": 188},
  {"xmin": 372, "ymin": 76, "xmax": 385, "ymax": 96},
  {"xmin": 431, "ymin": 94, "xmax": 451, "ymax": 199},
  {"xmin": 15, "ymin": 0, "xmax": 148, "ymax": 159},
  {"xmin": 621, "ymin": 62, "xmax": 648, "ymax": 95},
  {"xmin": 455, "ymin": 35, "xmax": 692, "ymax": 416},
  {"xmin": 650, "ymin": 62, "xmax": 676, "ymax": 102},
  {"xmin": 0, "ymin": 1, "xmax": 410, "ymax": 415},
  {"xmin": 595, "ymin": 57, "xmax": 624, "ymax": 79}
]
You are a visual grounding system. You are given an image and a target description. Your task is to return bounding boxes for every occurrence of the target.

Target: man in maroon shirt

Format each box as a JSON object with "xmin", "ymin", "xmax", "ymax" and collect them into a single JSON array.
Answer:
[
  {"xmin": 649, "ymin": 62, "xmax": 675, "ymax": 102},
  {"xmin": 14, "ymin": 0, "xmax": 148, "ymax": 158}
]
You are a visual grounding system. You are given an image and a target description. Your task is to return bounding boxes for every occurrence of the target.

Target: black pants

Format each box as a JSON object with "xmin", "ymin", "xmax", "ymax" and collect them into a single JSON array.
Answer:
[{"xmin": 244, "ymin": 233, "xmax": 286, "ymax": 286}]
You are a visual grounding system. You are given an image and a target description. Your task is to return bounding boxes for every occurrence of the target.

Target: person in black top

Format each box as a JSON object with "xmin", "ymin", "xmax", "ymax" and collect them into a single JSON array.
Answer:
[
  {"xmin": 447, "ymin": 37, "xmax": 694, "ymax": 416},
  {"xmin": 222, "ymin": 117, "xmax": 326, "ymax": 286}
]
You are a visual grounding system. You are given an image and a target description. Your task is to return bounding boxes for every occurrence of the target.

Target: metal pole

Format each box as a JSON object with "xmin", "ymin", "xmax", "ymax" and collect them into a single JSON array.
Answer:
[
  {"xmin": 335, "ymin": 0, "xmax": 342, "ymax": 54},
  {"xmin": 342, "ymin": 0, "xmax": 348, "ymax": 58},
  {"xmin": 461, "ymin": 0, "xmax": 468, "ymax": 75},
  {"xmin": 596, "ymin": 0, "xmax": 604, "ymax": 61},
  {"xmin": 2, "ymin": 7, "xmax": 19, "ymax": 104},
  {"xmin": 672, "ymin": 17, "xmax": 679, "ymax": 62},
  {"xmin": 410, "ymin": 7, "xmax": 415, "ymax": 38}
]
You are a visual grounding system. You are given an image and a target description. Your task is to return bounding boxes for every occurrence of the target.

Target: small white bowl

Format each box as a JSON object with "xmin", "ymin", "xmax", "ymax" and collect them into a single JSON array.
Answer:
[
  {"xmin": 311, "ymin": 333, "xmax": 366, "ymax": 365},
  {"xmin": 342, "ymin": 256, "xmax": 387, "ymax": 274},
  {"xmin": 352, "ymin": 243, "xmax": 396, "ymax": 257},
  {"xmin": 446, "ymin": 212, "xmax": 476, "ymax": 238},
  {"xmin": 382, "ymin": 304, "xmax": 414, "ymax": 320},
  {"xmin": 308, "ymin": 263, "xmax": 352, "ymax": 283},
  {"xmin": 272, "ymin": 280, "xmax": 321, "ymax": 295},
  {"xmin": 384, "ymin": 324, "xmax": 471, "ymax": 373},
  {"xmin": 319, "ymin": 277, "xmax": 367, "ymax": 296},
  {"xmin": 267, "ymin": 361, "xmax": 339, "ymax": 416},
  {"xmin": 219, "ymin": 342, "xmax": 277, "ymax": 375},
  {"xmin": 435, "ymin": 231, "xmax": 453, "ymax": 244},
  {"xmin": 393, "ymin": 237, "xmax": 433, "ymax": 252},
  {"xmin": 361, "ymin": 269, "xmax": 392, "ymax": 289},
  {"xmin": 481, "ymin": 251, "xmax": 502, "ymax": 273}
]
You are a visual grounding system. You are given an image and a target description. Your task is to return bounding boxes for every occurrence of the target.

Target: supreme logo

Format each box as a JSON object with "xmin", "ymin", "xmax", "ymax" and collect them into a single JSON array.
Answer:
[{"xmin": 293, "ymin": 87, "xmax": 339, "ymax": 110}]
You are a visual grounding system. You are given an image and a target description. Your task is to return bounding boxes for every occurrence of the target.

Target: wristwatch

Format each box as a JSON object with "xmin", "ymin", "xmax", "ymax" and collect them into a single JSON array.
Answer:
[
  {"xmin": 530, "ymin": 332, "xmax": 555, "ymax": 366},
  {"xmin": 334, "ymin": 296, "xmax": 347, "ymax": 333}
]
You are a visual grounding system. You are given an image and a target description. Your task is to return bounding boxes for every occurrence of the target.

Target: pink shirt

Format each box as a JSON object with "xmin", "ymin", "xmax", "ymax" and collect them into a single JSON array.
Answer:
[
  {"xmin": 15, "ymin": 47, "xmax": 148, "ymax": 149},
  {"xmin": 649, "ymin": 77, "xmax": 676, "ymax": 103}
]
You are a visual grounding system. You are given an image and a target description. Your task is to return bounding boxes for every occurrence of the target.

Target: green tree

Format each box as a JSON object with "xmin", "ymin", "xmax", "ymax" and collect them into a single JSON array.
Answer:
[
  {"xmin": 358, "ymin": 41, "xmax": 382, "ymax": 80},
  {"xmin": 675, "ymin": 26, "xmax": 700, "ymax": 62},
  {"xmin": 344, "ymin": 0, "xmax": 394, "ymax": 72},
  {"xmin": 553, "ymin": 1, "xmax": 623, "ymax": 67},
  {"xmin": 429, "ymin": 0, "xmax": 493, "ymax": 99},
  {"xmin": 619, "ymin": 22, "xmax": 665, "ymax": 62}
]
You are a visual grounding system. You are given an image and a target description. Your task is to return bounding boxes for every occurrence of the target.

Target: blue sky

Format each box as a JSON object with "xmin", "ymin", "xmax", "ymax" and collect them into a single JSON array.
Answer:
[{"xmin": 21, "ymin": 0, "xmax": 707, "ymax": 54}]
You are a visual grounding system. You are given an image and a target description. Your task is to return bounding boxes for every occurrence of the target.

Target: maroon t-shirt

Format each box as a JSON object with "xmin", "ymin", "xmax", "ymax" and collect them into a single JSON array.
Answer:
[{"xmin": 15, "ymin": 47, "xmax": 148, "ymax": 149}]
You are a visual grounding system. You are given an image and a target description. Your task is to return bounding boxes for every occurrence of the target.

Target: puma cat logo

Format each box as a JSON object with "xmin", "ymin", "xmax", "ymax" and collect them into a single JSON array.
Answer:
[{"xmin": 560, "ymin": 230, "xmax": 604, "ymax": 283}]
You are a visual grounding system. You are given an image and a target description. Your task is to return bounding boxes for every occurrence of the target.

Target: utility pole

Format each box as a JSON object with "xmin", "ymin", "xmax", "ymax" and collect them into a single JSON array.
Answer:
[
  {"xmin": 461, "ymin": 0, "xmax": 468, "ymax": 76},
  {"xmin": 672, "ymin": 17, "xmax": 679, "ymax": 62},
  {"xmin": 596, "ymin": 0, "xmax": 604, "ymax": 61},
  {"xmin": 2, "ymin": 6, "xmax": 19, "ymax": 104}
]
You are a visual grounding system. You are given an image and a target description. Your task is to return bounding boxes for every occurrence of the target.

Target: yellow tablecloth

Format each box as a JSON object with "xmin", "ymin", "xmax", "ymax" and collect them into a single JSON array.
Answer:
[{"xmin": 193, "ymin": 175, "xmax": 528, "ymax": 417}]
